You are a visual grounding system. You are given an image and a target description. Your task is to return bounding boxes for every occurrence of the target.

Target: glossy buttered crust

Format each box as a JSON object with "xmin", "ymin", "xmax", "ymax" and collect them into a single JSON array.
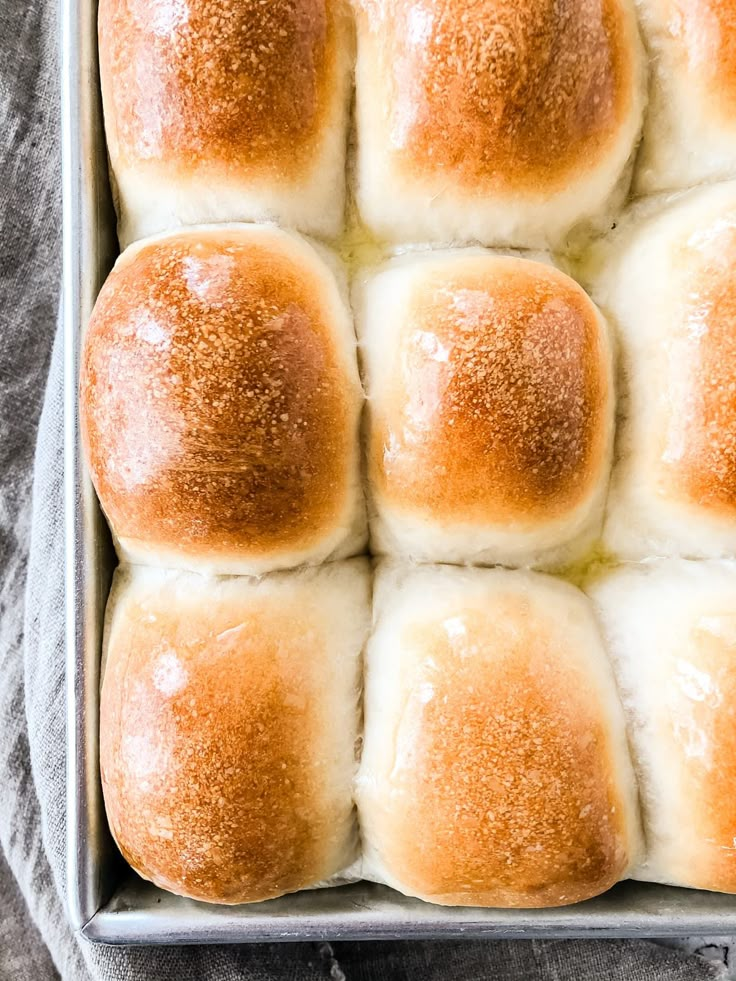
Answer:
[
  {"xmin": 99, "ymin": 560, "xmax": 370, "ymax": 904},
  {"xmin": 589, "ymin": 560, "xmax": 736, "ymax": 893},
  {"xmin": 357, "ymin": 565, "xmax": 642, "ymax": 907},
  {"xmin": 100, "ymin": 0, "xmax": 346, "ymax": 175},
  {"xmin": 354, "ymin": 0, "xmax": 646, "ymax": 245},
  {"xmin": 586, "ymin": 182, "xmax": 736, "ymax": 559},
  {"xmin": 669, "ymin": 226, "xmax": 736, "ymax": 515},
  {"xmin": 80, "ymin": 224, "xmax": 365, "ymax": 575},
  {"xmin": 359, "ymin": 252, "xmax": 614, "ymax": 565},
  {"xmin": 361, "ymin": 0, "xmax": 636, "ymax": 190},
  {"xmin": 99, "ymin": 0, "xmax": 353, "ymax": 243}
]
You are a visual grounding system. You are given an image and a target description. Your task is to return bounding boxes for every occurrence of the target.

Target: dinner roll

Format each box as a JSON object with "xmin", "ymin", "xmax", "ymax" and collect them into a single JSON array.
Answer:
[
  {"xmin": 588, "ymin": 183, "xmax": 736, "ymax": 560},
  {"xmin": 356, "ymin": 564, "xmax": 641, "ymax": 908},
  {"xmin": 98, "ymin": 0, "xmax": 353, "ymax": 247},
  {"xmin": 100, "ymin": 559, "xmax": 370, "ymax": 904},
  {"xmin": 81, "ymin": 224, "xmax": 366, "ymax": 576},
  {"xmin": 589, "ymin": 560, "xmax": 736, "ymax": 893},
  {"xmin": 353, "ymin": 0, "xmax": 646, "ymax": 249},
  {"xmin": 357, "ymin": 251, "xmax": 614, "ymax": 568},
  {"xmin": 635, "ymin": 0, "xmax": 736, "ymax": 194}
]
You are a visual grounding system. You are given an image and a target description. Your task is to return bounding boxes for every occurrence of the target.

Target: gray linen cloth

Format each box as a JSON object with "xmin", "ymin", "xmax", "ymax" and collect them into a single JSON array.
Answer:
[{"xmin": 0, "ymin": 1, "xmax": 732, "ymax": 979}]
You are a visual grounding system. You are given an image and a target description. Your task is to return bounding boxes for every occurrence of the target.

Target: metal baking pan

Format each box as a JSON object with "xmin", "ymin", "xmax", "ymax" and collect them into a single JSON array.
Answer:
[{"xmin": 62, "ymin": 0, "xmax": 736, "ymax": 944}]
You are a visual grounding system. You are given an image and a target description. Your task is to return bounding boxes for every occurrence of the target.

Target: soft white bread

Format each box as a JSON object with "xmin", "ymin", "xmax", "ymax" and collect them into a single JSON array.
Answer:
[
  {"xmin": 356, "ymin": 563, "xmax": 642, "ymax": 908},
  {"xmin": 100, "ymin": 559, "xmax": 370, "ymax": 905},
  {"xmin": 357, "ymin": 251, "xmax": 614, "ymax": 568},
  {"xmin": 353, "ymin": 0, "xmax": 646, "ymax": 249},
  {"xmin": 99, "ymin": 0, "xmax": 354, "ymax": 247},
  {"xmin": 80, "ymin": 224, "xmax": 366, "ymax": 576},
  {"xmin": 589, "ymin": 560, "xmax": 736, "ymax": 893},
  {"xmin": 587, "ymin": 183, "xmax": 736, "ymax": 560},
  {"xmin": 635, "ymin": 0, "xmax": 736, "ymax": 194}
]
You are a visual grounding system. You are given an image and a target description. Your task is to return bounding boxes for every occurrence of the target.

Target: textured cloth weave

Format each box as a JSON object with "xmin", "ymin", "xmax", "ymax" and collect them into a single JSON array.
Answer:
[{"xmin": 0, "ymin": 0, "xmax": 731, "ymax": 978}]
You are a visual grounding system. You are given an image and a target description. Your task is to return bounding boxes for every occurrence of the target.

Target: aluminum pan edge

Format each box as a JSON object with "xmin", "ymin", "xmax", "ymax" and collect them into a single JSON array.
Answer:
[
  {"xmin": 64, "ymin": 0, "xmax": 736, "ymax": 944},
  {"xmin": 63, "ymin": 0, "xmax": 118, "ymax": 934},
  {"xmin": 82, "ymin": 879, "xmax": 736, "ymax": 945}
]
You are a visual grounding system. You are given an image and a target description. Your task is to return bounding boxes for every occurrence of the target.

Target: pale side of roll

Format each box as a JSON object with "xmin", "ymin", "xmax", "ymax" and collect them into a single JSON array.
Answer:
[
  {"xmin": 356, "ymin": 249, "xmax": 615, "ymax": 569},
  {"xmin": 356, "ymin": 563, "xmax": 642, "ymax": 908},
  {"xmin": 589, "ymin": 559, "xmax": 736, "ymax": 894},
  {"xmin": 586, "ymin": 182, "xmax": 736, "ymax": 560},
  {"xmin": 100, "ymin": 559, "xmax": 371, "ymax": 905},
  {"xmin": 353, "ymin": 0, "xmax": 646, "ymax": 249},
  {"xmin": 99, "ymin": 0, "xmax": 354, "ymax": 247},
  {"xmin": 81, "ymin": 223, "xmax": 366, "ymax": 576},
  {"xmin": 635, "ymin": 0, "xmax": 736, "ymax": 194}
]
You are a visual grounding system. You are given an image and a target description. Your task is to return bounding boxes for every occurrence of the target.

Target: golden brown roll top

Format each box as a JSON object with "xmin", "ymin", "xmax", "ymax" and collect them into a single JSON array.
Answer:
[
  {"xmin": 666, "ymin": 222, "xmax": 736, "ymax": 516},
  {"xmin": 356, "ymin": 564, "xmax": 642, "ymax": 907},
  {"xmin": 358, "ymin": 251, "xmax": 614, "ymax": 567},
  {"xmin": 587, "ymin": 182, "xmax": 736, "ymax": 559},
  {"xmin": 100, "ymin": 560, "xmax": 370, "ymax": 904},
  {"xmin": 635, "ymin": 0, "xmax": 736, "ymax": 193},
  {"xmin": 80, "ymin": 224, "xmax": 366, "ymax": 576},
  {"xmin": 354, "ymin": 0, "xmax": 646, "ymax": 247},
  {"xmin": 99, "ymin": 0, "xmax": 354, "ymax": 245},
  {"xmin": 589, "ymin": 560, "xmax": 736, "ymax": 894}
]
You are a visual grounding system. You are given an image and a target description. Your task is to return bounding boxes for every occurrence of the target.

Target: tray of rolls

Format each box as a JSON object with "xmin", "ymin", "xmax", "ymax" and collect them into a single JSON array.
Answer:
[{"xmin": 63, "ymin": 0, "xmax": 736, "ymax": 943}]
